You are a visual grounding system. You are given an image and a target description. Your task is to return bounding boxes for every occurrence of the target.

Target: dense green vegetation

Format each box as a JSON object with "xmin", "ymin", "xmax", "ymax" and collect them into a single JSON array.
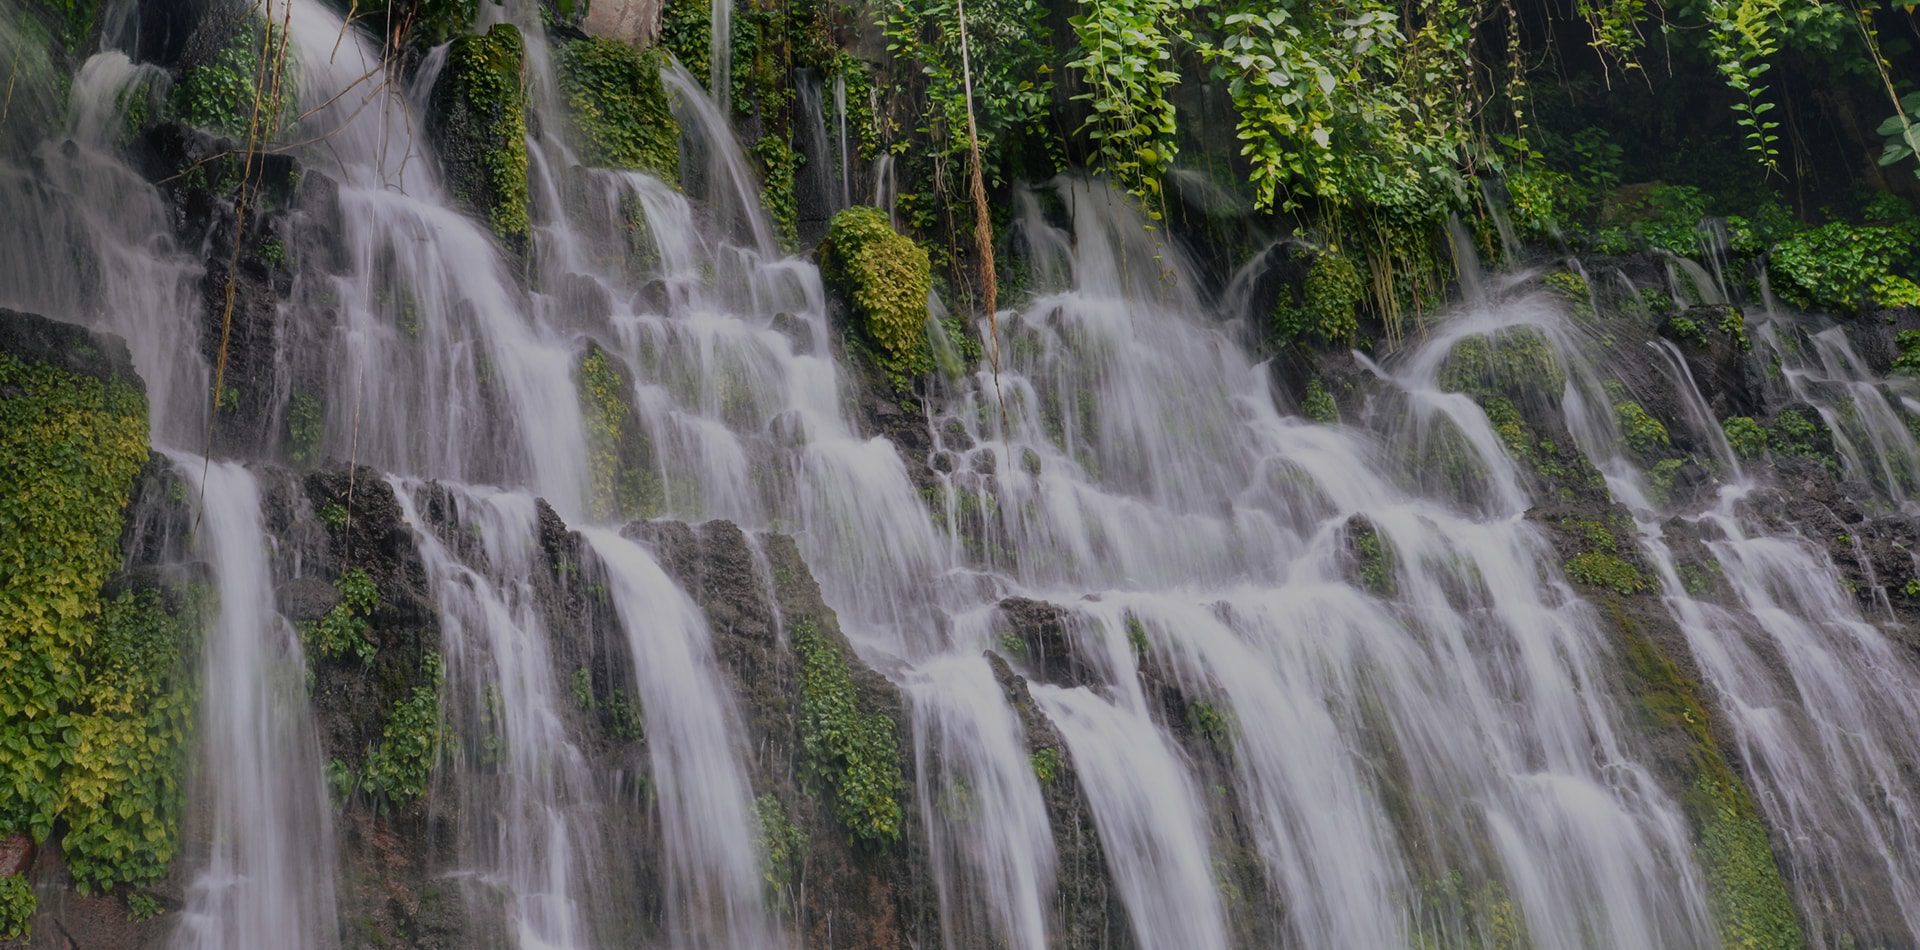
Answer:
[
  {"xmin": 820, "ymin": 206, "xmax": 935, "ymax": 391},
  {"xmin": 0, "ymin": 350, "xmax": 150, "ymax": 838},
  {"xmin": 794, "ymin": 620, "xmax": 905, "ymax": 846},
  {"xmin": 429, "ymin": 24, "xmax": 531, "ymax": 244},
  {"xmin": 557, "ymin": 37, "xmax": 682, "ymax": 181}
]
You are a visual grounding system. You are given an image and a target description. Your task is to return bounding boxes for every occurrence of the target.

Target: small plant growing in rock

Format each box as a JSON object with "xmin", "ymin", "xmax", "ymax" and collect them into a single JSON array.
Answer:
[
  {"xmin": 1029, "ymin": 747, "xmax": 1061, "ymax": 784},
  {"xmin": 1613, "ymin": 401, "xmax": 1670, "ymax": 456},
  {"xmin": 302, "ymin": 569, "xmax": 378, "ymax": 663},
  {"xmin": 1722, "ymin": 416, "xmax": 1766, "ymax": 459},
  {"xmin": 1302, "ymin": 378, "xmax": 1337, "ymax": 423},
  {"xmin": 0, "ymin": 874, "xmax": 34, "ymax": 939},
  {"xmin": 126, "ymin": 892, "xmax": 162, "ymax": 921}
]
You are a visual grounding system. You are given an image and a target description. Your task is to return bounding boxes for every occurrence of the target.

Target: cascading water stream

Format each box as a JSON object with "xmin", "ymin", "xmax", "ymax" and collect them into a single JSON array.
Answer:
[
  {"xmin": 168, "ymin": 456, "xmax": 338, "ymax": 950},
  {"xmin": 0, "ymin": 51, "xmax": 208, "ymax": 445},
  {"xmin": 1495, "ymin": 289, "xmax": 1920, "ymax": 946},
  {"xmin": 927, "ymin": 181, "xmax": 1723, "ymax": 948},
  {"xmin": 389, "ymin": 480, "xmax": 605, "ymax": 950},
  {"xmin": 282, "ymin": 0, "xmax": 594, "ymax": 513},
  {"xmin": 579, "ymin": 529, "xmax": 781, "ymax": 949},
  {"xmin": 17, "ymin": 0, "xmax": 1920, "ymax": 944}
]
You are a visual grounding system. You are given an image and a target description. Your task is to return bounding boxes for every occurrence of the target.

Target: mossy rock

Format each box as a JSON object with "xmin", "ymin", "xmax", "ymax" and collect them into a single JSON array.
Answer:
[
  {"xmin": 428, "ymin": 24, "xmax": 530, "ymax": 246},
  {"xmin": 555, "ymin": 37, "xmax": 681, "ymax": 183},
  {"xmin": 1438, "ymin": 326, "xmax": 1566, "ymax": 405},
  {"xmin": 1612, "ymin": 610, "xmax": 1803, "ymax": 950},
  {"xmin": 1272, "ymin": 244, "xmax": 1362, "ymax": 348},
  {"xmin": 820, "ymin": 207, "xmax": 933, "ymax": 391}
]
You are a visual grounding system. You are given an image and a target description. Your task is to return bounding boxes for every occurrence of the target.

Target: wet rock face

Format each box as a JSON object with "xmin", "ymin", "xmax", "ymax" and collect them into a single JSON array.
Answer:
[
  {"xmin": 0, "ymin": 308, "xmax": 141, "ymax": 389},
  {"xmin": 582, "ymin": 0, "xmax": 666, "ymax": 49},
  {"xmin": 642, "ymin": 522, "xmax": 939, "ymax": 948},
  {"xmin": 994, "ymin": 597, "xmax": 1100, "ymax": 689}
]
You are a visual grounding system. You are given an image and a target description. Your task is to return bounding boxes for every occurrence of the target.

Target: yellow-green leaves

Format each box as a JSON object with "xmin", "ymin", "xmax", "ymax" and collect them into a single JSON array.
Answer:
[{"xmin": 820, "ymin": 207, "xmax": 935, "ymax": 392}]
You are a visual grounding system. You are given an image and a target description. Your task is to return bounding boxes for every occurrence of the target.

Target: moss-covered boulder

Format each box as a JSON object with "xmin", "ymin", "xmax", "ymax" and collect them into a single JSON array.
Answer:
[
  {"xmin": 1437, "ymin": 326, "xmax": 1567, "ymax": 406},
  {"xmin": 820, "ymin": 207, "xmax": 933, "ymax": 391},
  {"xmin": 1272, "ymin": 244, "xmax": 1363, "ymax": 348},
  {"xmin": 1610, "ymin": 608, "xmax": 1804, "ymax": 950},
  {"xmin": 555, "ymin": 37, "xmax": 681, "ymax": 183},
  {"xmin": 428, "ymin": 24, "xmax": 530, "ymax": 247}
]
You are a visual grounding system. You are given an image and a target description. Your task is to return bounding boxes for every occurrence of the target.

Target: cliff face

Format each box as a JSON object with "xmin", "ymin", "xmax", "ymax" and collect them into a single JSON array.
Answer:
[{"xmin": 3, "ymin": 0, "xmax": 1920, "ymax": 946}]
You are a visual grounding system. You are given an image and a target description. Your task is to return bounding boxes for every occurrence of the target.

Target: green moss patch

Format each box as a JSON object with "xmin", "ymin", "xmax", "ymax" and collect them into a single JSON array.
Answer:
[
  {"xmin": 556, "ymin": 38, "xmax": 681, "ymax": 182},
  {"xmin": 1273, "ymin": 245, "xmax": 1362, "ymax": 349},
  {"xmin": 820, "ymin": 207, "xmax": 933, "ymax": 392},
  {"xmin": 1439, "ymin": 327, "xmax": 1566, "ymax": 404},
  {"xmin": 429, "ymin": 24, "xmax": 530, "ymax": 244},
  {"xmin": 794, "ymin": 620, "xmax": 904, "ymax": 846},
  {"xmin": 1616, "ymin": 619, "xmax": 1802, "ymax": 950}
]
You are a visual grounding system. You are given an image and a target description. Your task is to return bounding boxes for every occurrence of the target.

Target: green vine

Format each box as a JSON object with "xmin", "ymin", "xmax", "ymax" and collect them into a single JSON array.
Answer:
[
  {"xmin": 62, "ymin": 592, "xmax": 197, "ymax": 894},
  {"xmin": 1068, "ymin": 0, "xmax": 1181, "ymax": 213}
]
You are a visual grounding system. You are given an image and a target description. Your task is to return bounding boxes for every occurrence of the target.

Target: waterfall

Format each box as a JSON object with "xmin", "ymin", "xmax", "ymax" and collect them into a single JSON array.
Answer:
[
  {"xmin": 1030, "ymin": 684, "xmax": 1227, "ymax": 947},
  {"xmin": 923, "ymin": 181, "xmax": 1722, "ymax": 947},
  {"xmin": 8, "ymin": 0, "xmax": 1920, "ymax": 946},
  {"xmin": 283, "ymin": 0, "xmax": 595, "ymax": 512},
  {"xmin": 168, "ymin": 456, "xmax": 338, "ymax": 950},
  {"xmin": 0, "ymin": 51, "xmax": 207, "ymax": 444},
  {"xmin": 390, "ymin": 480, "xmax": 605, "ymax": 949},
  {"xmin": 579, "ymin": 529, "xmax": 781, "ymax": 948}
]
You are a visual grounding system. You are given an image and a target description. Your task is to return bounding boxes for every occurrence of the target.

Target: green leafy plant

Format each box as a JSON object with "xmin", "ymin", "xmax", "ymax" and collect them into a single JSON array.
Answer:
[
  {"xmin": 1722, "ymin": 416, "xmax": 1767, "ymax": 458},
  {"xmin": 1302, "ymin": 378, "xmax": 1337, "ymax": 423},
  {"xmin": 556, "ymin": 38, "xmax": 681, "ymax": 182},
  {"xmin": 126, "ymin": 892, "xmax": 162, "ymax": 921},
  {"xmin": 1029, "ymin": 747, "xmax": 1061, "ymax": 784},
  {"xmin": 0, "ymin": 875, "xmax": 33, "ymax": 940},
  {"xmin": 885, "ymin": 0, "xmax": 1056, "ymax": 188},
  {"xmin": 795, "ymin": 621, "xmax": 904, "ymax": 846},
  {"xmin": 1614, "ymin": 401, "xmax": 1671, "ymax": 456},
  {"xmin": 173, "ymin": 16, "xmax": 294, "ymax": 139},
  {"xmin": 1891, "ymin": 330, "xmax": 1920, "ymax": 376},
  {"xmin": 752, "ymin": 793, "xmax": 805, "ymax": 903},
  {"xmin": 820, "ymin": 207, "xmax": 934, "ymax": 391},
  {"xmin": 1272, "ymin": 245, "xmax": 1363, "ymax": 348},
  {"xmin": 1768, "ymin": 220, "xmax": 1919, "ymax": 313},
  {"xmin": 63, "ymin": 593, "xmax": 196, "ymax": 894},
  {"xmin": 300, "ymin": 569, "xmax": 378, "ymax": 664},
  {"xmin": 1874, "ymin": 90, "xmax": 1920, "ymax": 177},
  {"xmin": 1069, "ymin": 0, "xmax": 1181, "ymax": 212},
  {"xmin": 360, "ymin": 652, "xmax": 443, "ymax": 806},
  {"xmin": 1703, "ymin": 0, "xmax": 1785, "ymax": 171},
  {"xmin": 0, "ymin": 348, "xmax": 149, "ymax": 846}
]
